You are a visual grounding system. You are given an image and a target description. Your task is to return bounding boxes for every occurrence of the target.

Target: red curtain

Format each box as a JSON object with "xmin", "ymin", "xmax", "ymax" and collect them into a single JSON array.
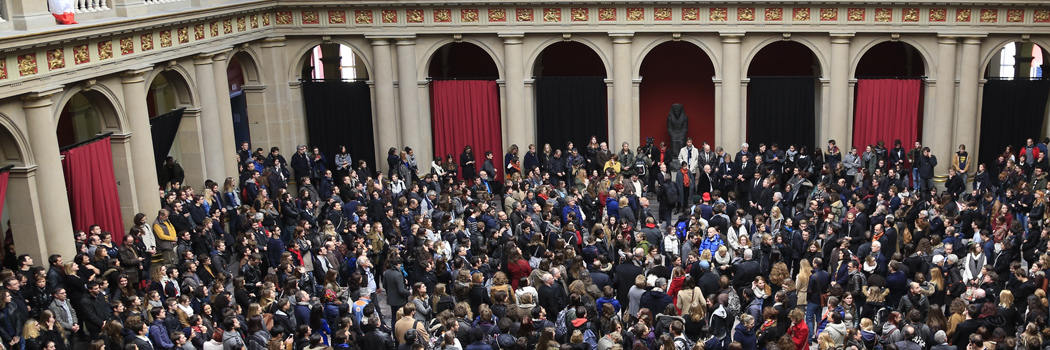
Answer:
[
  {"xmin": 0, "ymin": 171, "xmax": 8, "ymax": 222},
  {"xmin": 852, "ymin": 79, "xmax": 923, "ymax": 152},
  {"xmin": 62, "ymin": 136, "xmax": 124, "ymax": 244},
  {"xmin": 430, "ymin": 80, "xmax": 503, "ymax": 181}
]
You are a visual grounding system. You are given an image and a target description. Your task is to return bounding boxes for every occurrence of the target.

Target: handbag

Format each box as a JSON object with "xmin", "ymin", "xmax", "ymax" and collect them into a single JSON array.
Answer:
[{"xmin": 528, "ymin": 245, "xmax": 543, "ymax": 269}]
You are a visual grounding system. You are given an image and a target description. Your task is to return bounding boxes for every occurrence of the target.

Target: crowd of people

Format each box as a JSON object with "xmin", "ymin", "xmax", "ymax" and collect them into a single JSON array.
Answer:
[{"xmin": 3, "ymin": 133, "xmax": 1050, "ymax": 350}]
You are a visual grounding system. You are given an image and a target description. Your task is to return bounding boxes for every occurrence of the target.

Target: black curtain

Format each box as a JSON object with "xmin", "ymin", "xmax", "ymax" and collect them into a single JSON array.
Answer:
[
  {"xmin": 301, "ymin": 81, "xmax": 376, "ymax": 172},
  {"xmin": 230, "ymin": 92, "xmax": 251, "ymax": 147},
  {"xmin": 978, "ymin": 79, "xmax": 1050, "ymax": 166},
  {"xmin": 746, "ymin": 77, "xmax": 816, "ymax": 150},
  {"xmin": 149, "ymin": 107, "xmax": 185, "ymax": 166},
  {"xmin": 535, "ymin": 77, "xmax": 608, "ymax": 151}
]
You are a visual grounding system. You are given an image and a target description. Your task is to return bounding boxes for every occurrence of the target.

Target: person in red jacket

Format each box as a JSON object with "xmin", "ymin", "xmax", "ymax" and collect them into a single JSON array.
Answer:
[{"xmin": 789, "ymin": 308, "xmax": 810, "ymax": 350}]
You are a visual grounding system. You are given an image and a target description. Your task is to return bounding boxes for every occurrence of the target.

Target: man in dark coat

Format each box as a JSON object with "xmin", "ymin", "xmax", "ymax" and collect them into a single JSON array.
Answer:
[
  {"xmin": 290, "ymin": 145, "xmax": 311, "ymax": 182},
  {"xmin": 537, "ymin": 272, "xmax": 565, "ymax": 322},
  {"xmin": 639, "ymin": 278, "xmax": 673, "ymax": 314},
  {"xmin": 732, "ymin": 249, "xmax": 761, "ymax": 291},
  {"xmin": 614, "ymin": 252, "xmax": 644, "ymax": 307},
  {"xmin": 951, "ymin": 304, "xmax": 982, "ymax": 347},
  {"xmin": 383, "ymin": 258, "xmax": 410, "ymax": 325},
  {"xmin": 81, "ymin": 281, "xmax": 111, "ymax": 337}
]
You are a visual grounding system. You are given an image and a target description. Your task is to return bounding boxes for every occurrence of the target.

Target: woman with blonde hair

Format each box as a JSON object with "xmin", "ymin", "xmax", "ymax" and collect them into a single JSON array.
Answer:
[
  {"xmin": 928, "ymin": 267, "xmax": 946, "ymax": 306},
  {"xmin": 796, "ymin": 259, "xmax": 813, "ymax": 306},
  {"xmin": 816, "ymin": 332, "xmax": 837, "ymax": 350},
  {"xmin": 23, "ymin": 319, "xmax": 44, "ymax": 350},
  {"xmin": 998, "ymin": 290, "xmax": 1018, "ymax": 335},
  {"xmin": 769, "ymin": 263, "xmax": 790, "ymax": 297}
]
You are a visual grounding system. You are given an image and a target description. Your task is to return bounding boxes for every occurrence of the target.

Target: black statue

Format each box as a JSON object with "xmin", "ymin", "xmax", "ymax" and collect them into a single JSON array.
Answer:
[{"xmin": 667, "ymin": 103, "xmax": 689, "ymax": 156}]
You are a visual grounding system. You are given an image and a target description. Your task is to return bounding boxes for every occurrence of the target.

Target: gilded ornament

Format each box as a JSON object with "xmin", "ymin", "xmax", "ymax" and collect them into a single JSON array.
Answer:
[
  {"xmin": 710, "ymin": 8, "xmax": 727, "ymax": 22},
  {"xmin": 516, "ymin": 8, "xmax": 533, "ymax": 22},
  {"xmin": 903, "ymin": 8, "xmax": 918, "ymax": 22},
  {"xmin": 210, "ymin": 22, "xmax": 219, "ymax": 37},
  {"xmin": 1007, "ymin": 9, "xmax": 1023, "ymax": 22},
  {"xmin": 570, "ymin": 8, "xmax": 587, "ymax": 21},
  {"xmin": 178, "ymin": 27, "xmax": 190, "ymax": 43},
  {"xmin": 434, "ymin": 9, "xmax": 452, "ymax": 22},
  {"xmin": 262, "ymin": 13, "xmax": 271, "ymax": 26},
  {"xmin": 627, "ymin": 8, "xmax": 643, "ymax": 21},
  {"xmin": 738, "ymin": 8, "xmax": 754, "ymax": 21},
  {"xmin": 381, "ymin": 10, "xmax": 397, "ymax": 23},
  {"xmin": 98, "ymin": 41, "xmax": 113, "ymax": 60},
  {"xmin": 194, "ymin": 25, "xmax": 205, "ymax": 40},
  {"xmin": 766, "ymin": 8, "xmax": 782, "ymax": 21},
  {"xmin": 682, "ymin": 8, "xmax": 699, "ymax": 21},
  {"xmin": 355, "ymin": 10, "xmax": 372, "ymax": 24},
  {"xmin": 328, "ymin": 11, "xmax": 345, "ymax": 25},
  {"xmin": 223, "ymin": 19, "xmax": 233, "ymax": 33},
  {"xmin": 251, "ymin": 14, "xmax": 259, "ymax": 28},
  {"xmin": 17, "ymin": 54, "xmax": 36, "ymax": 76},
  {"xmin": 957, "ymin": 9, "xmax": 971, "ymax": 22},
  {"xmin": 159, "ymin": 30, "xmax": 172, "ymax": 47},
  {"xmin": 847, "ymin": 8, "xmax": 864, "ymax": 21},
  {"xmin": 793, "ymin": 8, "xmax": 810, "ymax": 21},
  {"xmin": 655, "ymin": 8, "xmax": 672, "ymax": 21},
  {"xmin": 462, "ymin": 9, "xmax": 479, "ymax": 22},
  {"xmin": 488, "ymin": 9, "xmax": 506, "ymax": 22},
  {"xmin": 929, "ymin": 9, "xmax": 946, "ymax": 22},
  {"xmin": 0, "ymin": 59, "xmax": 8, "ymax": 80},
  {"xmin": 73, "ymin": 45, "xmax": 89, "ymax": 64},
  {"xmin": 237, "ymin": 16, "xmax": 246, "ymax": 30},
  {"xmin": 980, "ymin": 9, "xmax": 997, "ymax": 23},
  {"xmin": 407, "ymin": 10, "xmax": 424, "ymax": 23},
  {"xmin": 140, "ymin": 33, "xmax": 153, "ymax": 51},
  {"xmin": 598, "ymin": 8, "xmax": 616, "ymax": 21},
  {"xmin": 120, "ymin": 37, "xmax": 134, "ymax": 55},
  {"xmin": 301, "ymin": 11, "xmax": 318, "ymax": 24},
  {"xmin": 46, "ymin": 49, "xmax": 64, "ymax": 70},
  {"xmin": 276, "ymin": 11, "xmax": 293, "ymax": 25},
  {"xmin": 875, "ymin": 8, "xmax": 892, "ymax": 22},
  {"xmin": 1035, "ymin": 10, "xmax": 1050, "ymax": 23},
  {"xmin": 820, "ymin": 8, "xmax": 837, "ymax": 21},
  {"xmin": 543, "ymin": 8, "xmax": 560, "ymax": 22}
]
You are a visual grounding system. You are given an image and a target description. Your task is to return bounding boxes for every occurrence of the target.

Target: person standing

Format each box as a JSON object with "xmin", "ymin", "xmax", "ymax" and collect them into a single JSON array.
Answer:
[
  {"xmin": 952, "ymin": 144, "xmax": 971, "ymax": 185},
  {"xmin": 917, "ymin": 147, "xmax": 938, "ymax": 194},
  {"xmin": 384, "ymin": 258, "xmax": 410, "ymax": 326}
]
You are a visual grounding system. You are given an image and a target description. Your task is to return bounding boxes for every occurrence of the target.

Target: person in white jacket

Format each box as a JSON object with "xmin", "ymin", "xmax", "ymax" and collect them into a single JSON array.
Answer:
[{"xmin": 962, "ymin": 244, "xmax": 986, "ymax": 284}]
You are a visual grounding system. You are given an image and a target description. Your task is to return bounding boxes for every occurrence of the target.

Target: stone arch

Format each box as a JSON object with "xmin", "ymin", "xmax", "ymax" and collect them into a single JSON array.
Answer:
[
  {"xmin": 145, "ymin": 66, "xmax": 200, "ymax": 112},
  {"xmin": 420, "ymin": 37, "xmax": 504, "ymax": 81},
  {"xmin": 979, "ymin": 37, "xmax": 1050, "ymax": 77},
  {"xmin": 288, "ymin": 38, "xmax": 372, "ymax": 82},
  {"xmin": 850, "ymin": 37, "xmax": 934, "ymax": 78},
  {"xmin": 743, "ymin": 36, "xmax": 828, "ymax": 78},
  {"xmin": 634, "ymin": 36, "xmax": 721, "ymax": 79},
  {"xmin": 53, "ymin": 84, "xmax": 127, "ymax": 138},
  {"xmin": 526, "ymin": 37, "xmax": 611, "ymax": 78},
  {"xmin": 0, "ymin": 113, "xmax": 31, "ymax": 167},
  {"xmin": 227, "ymin": 47, "xmax": 263, "ymax": 85}
]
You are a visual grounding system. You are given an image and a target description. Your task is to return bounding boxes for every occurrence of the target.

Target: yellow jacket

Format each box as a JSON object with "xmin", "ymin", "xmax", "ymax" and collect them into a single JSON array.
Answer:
[{"xmin": 153, "ymin": 220, "xmax": 176, "ymax": 242}]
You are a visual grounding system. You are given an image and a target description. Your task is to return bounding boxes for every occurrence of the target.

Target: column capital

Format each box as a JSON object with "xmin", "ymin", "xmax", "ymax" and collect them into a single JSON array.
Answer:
[
  {"xmin": 120, "ymin": 66, "xmax": 153, "ymax": 84},
  {"xmin": 829, "ymin": 32, "xmax": 855, "ymax": 38},
  {"xmin": 193, "ymin": 54, "xmax": 215, "ymax": 65},
  {"xmin": 720, "ymin": 32, "xmax": 745, "ymax": 43},
  {"xmin": 962, "ymin": 37, "xmax": 984, "ymax": 45},
  {"xmin": 201, "ymin": 48, "xmax": 233, "ymax": 61},
  {"xmin": 498, "ymin": 32, "xmax": 525, "ymax": 40},
  {"xmin": 366, "ymin": 34, "xmax": 416, "ymax": 42},
  {"xmin": 21, "ymin": 87, "xmax": 63, "ymax": 108},
  {"xmin": 610, "ymin": 31, "xmax": 634, "ymax": 44},
  {"xmin": 395, "ymin": 37, "xmax": 417, "ymax": 46},
  {"xmin": 937, "ymin": 35, "xmax": 959, "ymax": 45},
  {"xmin": 261, "ymin": 36, "xmax": 287, "ymax": 48}
]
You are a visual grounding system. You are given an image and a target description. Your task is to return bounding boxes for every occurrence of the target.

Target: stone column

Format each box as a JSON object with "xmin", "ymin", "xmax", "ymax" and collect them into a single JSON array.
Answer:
[
  {"xmin": 396, "ymin": 37, "xmax": 429, "ymax": 165},
  {"xmin": 1016, "ymin": 42, "xmax": 1035, "ymax": 78},
  {"xmin": 320, "ymin": 43, "xmax": 342, "ymax": 80},
  {"xmin": 211, "ymin": 50, "xmax": 239, "ymax": 176},
  {"xmin": 7, "ymin": 169, "xmax": 48, "ymax": 262},
  {"xmin": 259, "ymin": 37, "xmax": 293, "ymax": 153},
  {"xmin": 929, "ymin": 36, "xmax": 958, "ymax": 173},
  {"xmin": 369, "ymin": 37, "xmax": 399, "ymax": 158},
  {"xmin": 501, "ymin": 33, "xmax": 529, "ymax": 150},
  {"xmin": 955, "ymin": 36, "xmax": 983, "ymax": 166},
  {"xmin": 194, "ymin": 54, "xmax": 227, "ymax": 181},
  {"xmin": 828, "ymin": 33, "xmax": 853, "ymax": 149},
  {"xmin": 22, "ymin": 87, "xmax": 76, "ymax": 259},
  {"xmin": 121, "ymin": 67, "xmax": 162, "ymax": 218},
  {"xmin": 720, "ymin": 33, "xmax": 744, "ymax": 149},
  {"xmin": 611, "ymin": 32, "xmax": 634, "ymax": 146}
]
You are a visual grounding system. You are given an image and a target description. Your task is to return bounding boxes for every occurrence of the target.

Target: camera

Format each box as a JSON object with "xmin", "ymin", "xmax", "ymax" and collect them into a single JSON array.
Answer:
[{"xmin": 646, "ymin": 137, "xmax": 655, "ymax": 146}]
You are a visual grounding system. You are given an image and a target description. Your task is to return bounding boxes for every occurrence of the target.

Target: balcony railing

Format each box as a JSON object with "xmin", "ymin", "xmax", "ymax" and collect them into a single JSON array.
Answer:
[{"xmin": 74, "ymin": 0, "xmax": 110, "ymax": 13}]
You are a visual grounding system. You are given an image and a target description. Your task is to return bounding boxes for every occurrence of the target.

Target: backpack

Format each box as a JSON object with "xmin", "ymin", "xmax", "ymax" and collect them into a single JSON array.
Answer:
[
  {"xmin": 665, "ymin": 182, "xmax": 680, "ymax": 203},
  {"xmin": 555, "ymin": 309, "xmax": 571, "ymax": 340},
  {"xmin": 724, "ymin": 290, "xmax": 742, "ymax": 321},
  {"xmin": 582, "ymin": 328, "xmax": 598, "ymax": 349},
  {"xmin": 676, "ymin": 221, "xmax": 689, "ymax": 241},
  {"xmin": 872, "ymin": 307, "xmax": 894, "ymax": 336},
  {"xmin": 435, "ymin": 297, "xmax": 456, "ymax": 314},
  {"xmin": 674, "ymin": 336, "xmax": 696, "ymax": 350},
  {"xmin": 635, "ymin": 159, "xmax": 649, "ymax": 177},
  {"xmin": 476, "ymin": 321, "xmax": 499, "ymax": 345}
]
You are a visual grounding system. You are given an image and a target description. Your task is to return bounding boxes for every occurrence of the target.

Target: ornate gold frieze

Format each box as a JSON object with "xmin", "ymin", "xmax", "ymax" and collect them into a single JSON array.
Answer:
[
  {"xmin": 980, "ymin": 9, "xmax": 997, "ymax": 23},
  {"xmin": 354, "ymin": 10, "xmax": 372, "ymax": 24},
  {"xmin": 276, "ymin": 11, "xmax": 293, "ymax": 25},
  {"xmin": 875, "ymin": 8, "xmax": 892, "ymax": 22},
  {"xmin": 488, "ymin": 9, "xmax": 505, "ymax": 22},
  {"xmin": 46, "ymin": 49, "xmax": 64, "ymax": 70},
  {"xmin": 654, "ymin": 8, "xmax": 672, "ymax": 21},
  {"xmin": 381, "ymin": 10, "xmax": 397, "ymax": 23},
  {"xmin": 598, "ymin": 8, "xmax": 616, "ymax": 21},
  {"xmin": 120, "ymin": 37, "xmax": 134, "ymax": 55},
  {"xmin": 160, "ymin": 30, "xmax": 172, "ymax": 47},
  {"xmin": 738, "ymin": 7, "xmax": 754, "ymax": 21},
  {"xmin": 516, "ymin": 8, "xmax": 533, "ymax": 21},
  {"xmin": 237, "ymin": 17, "xmax": 246, "ymax": 31},
  {"xmin": 1007, "ymin": 9, "xmax": 1023, "ymax": 23},
  {"xmin": 682, "ymin": 8, "xmax": 699, "ymax": 21},
  {"xmin": 929, "ymin": 8, "xmax": 946, "ymax": 22},
  {"xmin": 462, "ymin": 9, "xmax": 479, "ymax": 22},
  {"xmin": 766, "ymin": 8, "xmax": 782, "ymax": 21},
  {"xmin": 73, "ymin": 45, "xmax": 89, "ymax": 64},
  {"xmin": 710, "ymin": 8, "xmax": 727, "ymax": 21},
  {"xmin": 902, "ymin": 8, "xmax": 918, "ymax": 22},
  {"xmin": 301, "ymin": 11, "xmax": 318, "ymax": 25},
  {"xmin": 571, "ymin": 8, "xmax": 588, "ymax": 22},
  {"xmin": 1036, "ymin": 9, "xmax": 1050, "ymax": 23},
  {"xmin": 434, "ymin": 9, "xmax": 452, "ymax": 22},
  {"xmin": 957, "ymin": 9, "xmax": 971, "ymax": 22},
  {"xmin": 543, "ymin": 8, "xmax": 560, "ymax": 22},
  {"xmin": 627, "ymin": 8, "xmax": 644, "ymax": 21},
  {"xmin": 140, "ymin": 33, "xmax": 153, "ymax": 51},
  {"xmin": 17, "ymin": 54, "xmax": 36, "ymax": 76},
  {"xmin": 847, "ymin": 8, "xmax": 864, "ymax": 21},
  {"xmin": 98, "ymin": 41, "xmax": 112, "ymax": 60},
  {"xmin": 793, "ymin": 8, "xmax": 810, "ymax": 21},
  {"xmin": 820, "ymin": 8, "xmax": 836, "ymax": 21}
]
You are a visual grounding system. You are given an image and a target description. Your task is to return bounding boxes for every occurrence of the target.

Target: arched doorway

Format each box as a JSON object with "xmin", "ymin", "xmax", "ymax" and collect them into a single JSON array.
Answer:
[
  {"xmin": 745, "ymin": 41, "xmax": 821, "ymax": 152},
  {"xmin": 639, "ymin": 41, "xmax": 716, "ymax": 157},
  {"xmin": 852, "ymin": 42, "xmax": 927, "ymax": 159},
  {"xmin": 227, "ymin": 52, "xmax": 259, "ymax": 149},
  {"xmin": 427, "ymin": 42, "xmax": 502, "ymax": 180},
  {"xmin": 56, "ymin": 89, "xmax": 127, "ymax": 240},
  {"xmin": 533, "ymin": 41, "xmax": 608, "ymax": 153},
  {"xmin": 978, "ymin": 42, "xmax": 1050, "ymax": 168},
  {"xmin": 147, "ymin": 70, "xmax": 202, "ymax": 188},
  {"xmin": 299, "ymin": 44, "xmax": 375, "ymax": 175}
]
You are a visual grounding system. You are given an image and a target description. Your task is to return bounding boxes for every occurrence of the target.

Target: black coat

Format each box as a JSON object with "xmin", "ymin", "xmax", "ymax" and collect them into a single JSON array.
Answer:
[
  {"xmin": 537, "ymin": 284, "xmax": 564, "ymax": 322},
  {"xmin": 614, "ymin": 261, "xmax": 643, "ymax": 306}
]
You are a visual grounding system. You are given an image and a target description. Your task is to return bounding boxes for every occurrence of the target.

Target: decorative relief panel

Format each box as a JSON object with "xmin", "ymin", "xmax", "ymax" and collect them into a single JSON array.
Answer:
[
  {"xmin": 210, "ymin": 22, "xmax": 219, "ymax": 37},
  {"xmin": 599, "ymin": 8, "xmax": 616, "ymax": 21},
  {"xmin": 0, "ymin": 59, "xmax": 7, "ymax": 80},
  {"xmin": 46, "ymin": 49, "xmax": 64, "ymax": 70},
  {"xmin": 766, "ymin": 8, "xmax": 782, "ymax": 21},
  {"xmin": 120, "ymin": 37, "xmax": 134, "ymax": 55},
  {"xmin": 516, "ymin": 8, "xmax": 533, "ymax": 22},
  {"xmin": 275, "ymin": 11, "xmax": 292, "ymax": 25},
  {"xmin": 820, "ymin": 8, "xmax": 837, "ymax": 21},
  {"xmin": 73, "ymin": 45, "xmax": 89, "ymax": 64},
  {"xmin": 847, "ymin": 8, "xmax": 864, "ymax": 21},
  {"xmin": 710, "ymin": 8, "xmax": 727, "ymax": 21},
  {"xmin": 381, "ymin": 10, "xmax": 397, "ymax": 23},
  {"xmin": 194, "ymin": 24, "xmax": 205, "ymax": 39},
  {"xmin": 957, "ymin": 9, "xmax": 971, "ymax": 22},
  {"xmin": 929, "ymin": 9, "xmax": 946, "ymax": 22},
  {"xmin": 98, "ymin": 41, "xmax": 112, "ymax": 60},
  {"xmin": 301, "ymin": 11, "xmax": 318, "ymax": 25},
  {"xmin": 462, "ymin": 9, "xmax": 479, "ymax": 23},
  {"xmin": 488, "ymin": 9, "xmax": 505, "ymax": 22},
  {"xmin": 902, "ymin": 8, "xmax": 918, "ymax": 22},
  {"xmin": 140, "ymin": 33, "xmax": 153, "ymax": 51},
  {"xmin": 355, "ymin": 10, "xmax": 373, "ymax": 24},
  {"xmin": 328, "ymin": 11, "xmax": 345, "ymax": 24},
  {"xmin": 627, "ymin": 8, "xmax": 644, "ymax": 21},
  {"xmin": 434, "ymin": 9, "xmax": 451, "ymax": 23},
  {"xmin": 223, "ymin": 19, "xmax": 233, "ymax": 33},
  {"xmin": 1007, "ymin": 9, "xmax": 1023, "ymax": 22},
  {"xmin": 407, "ymin": 9, "xmax": 423, "ymax": 23},
  {"xmin": 1036, "ymin": 10, "xmax": 1050, "ymax": 23},
  {"xmin": 793, "ymin": 8, "xmax": 810, "ymax": 21},
  {"xmin": 237, "ymin": 17, "xmax": 246, "ymax": 31},
  {"xmin": 570, "ymin": 8, "xmax": 588, "ymax": 22},
  {"xmin": 738, "ymin": 8, "xmax": 754, "ymax": 21},
  {"xmin": 17, "ymin": 54, "xmax": 36, "ymax": 76},
  {"xmin": 543, "ymin": 8, "xmax": 560, "ymax": 22},
  {"xmin": 654, "ymin": 8, "xmax": 671, "ymax": 21},
  {"xmin": 251, "ymin": 14, "xmax": 259, "ymax": 28},
  {"xmin": 875, "ymin": 8, "xmax": 892, "ymax": 22},
  {"xmin": 980, "ymin": 9, "xmax": 997, "ymax": 23},
  {"xmin": 159, "ymin": 30, "xmax": 172, "ymax": 48},
  {"xmin": 262, "ymin": 13, "xmax": 270, "ymax": 26},
  {"xmin": 682, "ymin": 8, "xmax": 699, "ymax": 21},
  {"xmin": 179, "ymin": 27, "xmax": 191, "ymax": 43}
]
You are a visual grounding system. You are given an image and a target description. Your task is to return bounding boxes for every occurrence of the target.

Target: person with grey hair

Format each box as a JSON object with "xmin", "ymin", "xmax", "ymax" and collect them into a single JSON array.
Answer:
[
  {"xmin": 639, "ymin": 277, "xmax": 672, "ymax": 314},
  {"xmin": 930, "ymin": 330, "xmax": 956, "ymax": 350},
  {"xmin": 537, "ymin": 272, "xmax": 564, "ymax": 322},
  {"xmin": 733, "ymin": 248, "xmax": 760, "ymax": 290}
]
